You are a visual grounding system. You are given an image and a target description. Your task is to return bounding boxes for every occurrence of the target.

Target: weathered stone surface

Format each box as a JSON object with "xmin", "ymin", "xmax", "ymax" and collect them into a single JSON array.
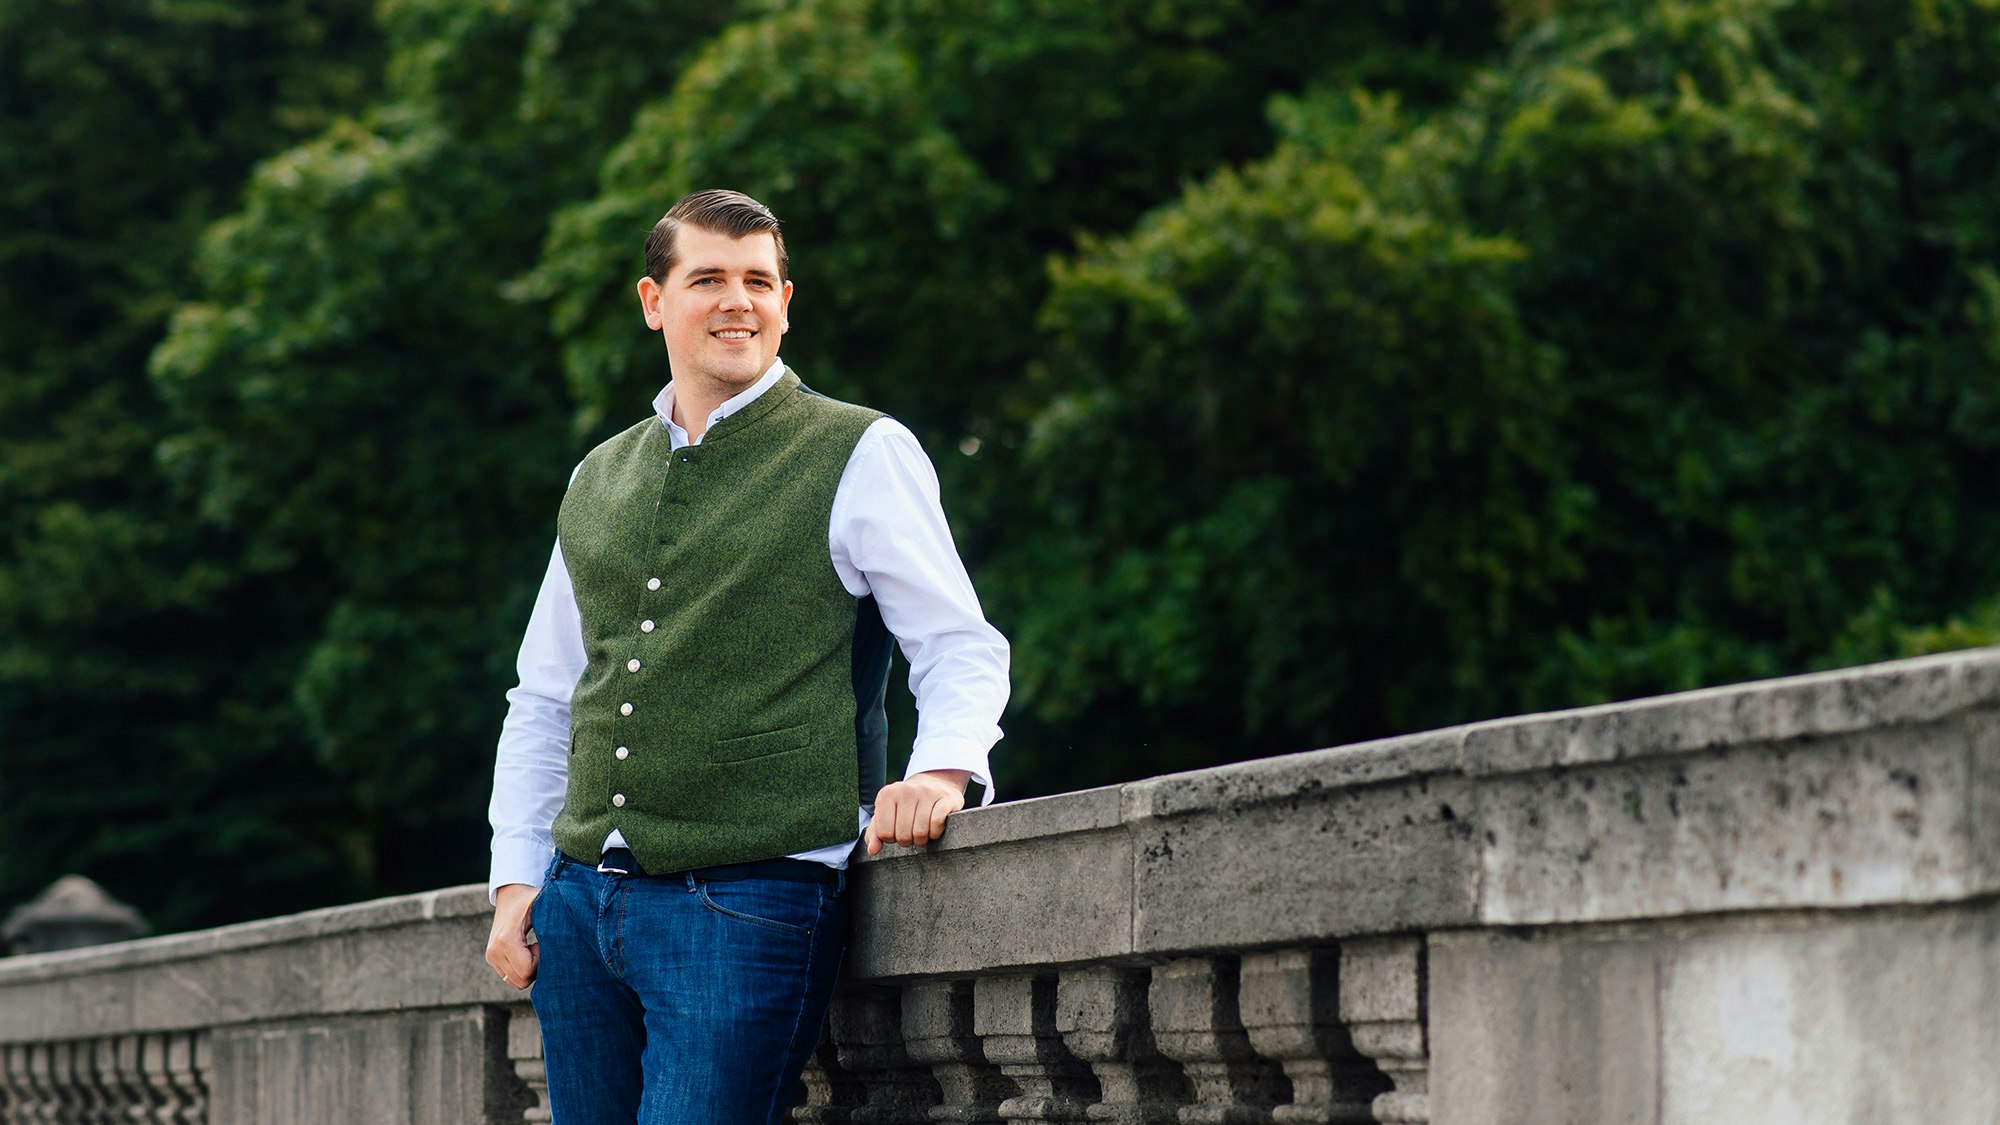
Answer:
[
  {"xmin": 919, "ymin": 787, "xmax": 1126, "ymax": 852},
  {"xmin": 208, "ymin": 1007, "xmax": 511, "ymax": 1125},
  {"xmin": 2, "ymin": 652, "xmax": 1999, "ymax": 1122},
  {"xmin": 1430, "ymin": 902, "xmax": 2000, "ymax": 1125},
  {"xmin": 848, "ymin": 825, "xmax": 1135, "ymax": 979},
  {"xmin": 903, "ymin": 979, "xmax": 1011, "ymax": 1121},
  {"xmin": 973, "ymin": 974, "xmax": 1096, "ymax": 1122},
  {"xmin": 1477, "ymin": 721, "xmax": 1976, "ymax": 925},
  {"xmin": 1338, "ymin": 939, "xmax": 1427, "ymax": 1125},
  {"xmin": 826, "ymin": 985, "xmax": 937, "ymax": 1124},
  {"xmin": 1238, "ymin": 948, "xmax": 1383, "ymax": 1124},
  {"xmin": 1123, "ymin": 731, "xmax": 1464, "ymax": 822},
  {"xmin": 1429, "ymin": 929, "xmax": 1659, "ymax": 1125},
  {"xmin": 1054, "ymin": 965, "xmax": 1186, "ymax": 1124},
  {"xmin": 1149, "ymin": 957, "xmax": 1287, "ymax": 1124},
  {"xmin": 0, "ymin": 892, "xmax": 512, "ymax": 1042},
  {"xmin": 1965, "ymin": 706, "xmax": 2000, "ymax": 895},
  {"xmin": 1132, "ymin": 778, "xmax": 1479, "ymax": 955},
  {"xmin": 1458, "ymin": 648, "xmax": 2000, "ymax": 777}
]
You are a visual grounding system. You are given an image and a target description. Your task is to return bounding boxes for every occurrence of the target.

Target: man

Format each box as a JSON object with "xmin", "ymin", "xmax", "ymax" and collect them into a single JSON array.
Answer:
[{"xmin": 484, "ymin": 189, "xmax": 1009, "ymax": 1123}]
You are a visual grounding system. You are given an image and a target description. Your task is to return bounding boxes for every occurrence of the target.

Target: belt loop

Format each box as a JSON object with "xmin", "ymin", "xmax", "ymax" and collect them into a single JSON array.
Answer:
[
  {"xmin": 835, "ymin": 867, "xmax": 847, "ymax": 896},
  {"xmin": 684, "ymin": 871, "xmax": 697, "ymax": 892}
]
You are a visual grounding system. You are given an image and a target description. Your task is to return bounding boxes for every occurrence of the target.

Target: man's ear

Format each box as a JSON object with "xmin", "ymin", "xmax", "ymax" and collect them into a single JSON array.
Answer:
[{"xmin": 636, "ymin": 276, "xmax": 662, "ymax": 328}]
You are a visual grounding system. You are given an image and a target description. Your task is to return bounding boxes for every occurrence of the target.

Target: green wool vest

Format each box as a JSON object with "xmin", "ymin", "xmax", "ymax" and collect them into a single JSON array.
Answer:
[{"xmin": 551, "ymin": 370, "xmax": 892, "ymax": 873}]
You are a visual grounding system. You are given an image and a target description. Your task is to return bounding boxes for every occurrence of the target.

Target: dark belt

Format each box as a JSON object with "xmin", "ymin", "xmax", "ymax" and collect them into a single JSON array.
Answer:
[{"xmin": 592, "ymin": 846, "xmax": 840, "ymax": 886}]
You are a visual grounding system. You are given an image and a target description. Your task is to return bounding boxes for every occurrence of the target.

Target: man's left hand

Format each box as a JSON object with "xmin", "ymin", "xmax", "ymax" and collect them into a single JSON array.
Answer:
[{"xmin": 864, "ymin": 769, "xmax": 971, "ymax": 855}]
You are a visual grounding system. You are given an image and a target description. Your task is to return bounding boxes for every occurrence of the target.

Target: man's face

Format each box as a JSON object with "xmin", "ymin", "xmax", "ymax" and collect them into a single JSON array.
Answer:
[{"xmin": 637, "ymin": 226, "xmax": 793, "ymax": 398}]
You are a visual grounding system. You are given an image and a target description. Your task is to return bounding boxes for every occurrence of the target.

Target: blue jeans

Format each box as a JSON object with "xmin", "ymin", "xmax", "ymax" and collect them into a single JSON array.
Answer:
[{"xmin": 529, "ymin": 852, "xmax": 848, "ymax": 1124}]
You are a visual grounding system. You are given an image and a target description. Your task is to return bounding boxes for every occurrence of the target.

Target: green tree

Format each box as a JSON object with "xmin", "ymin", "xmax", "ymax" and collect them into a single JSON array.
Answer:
[
  {"xmin": 0, "ymin": 0, "xmax": 381, "ymax": 932},
  {"xmin": 992, "ymin": 91, "xmax": 1576, "ymax": 785},
  {"xmin": 152, "ymin": 0, "xmax": 1501, "ymax": 891},
  {"xmin": 531, "ymin": 0, "xmax": 1502, "ymax": 506},
  {"xmin": 1466, "ymin": 0, "xmax": 2000, "ymax": 704},
  {"xmin": 993, "ymin": 0, "xmax": 2000, "ymax": 792},
  {"xmin": 149, "ymin": 0, "xmax": 745, "ymax": 905}
]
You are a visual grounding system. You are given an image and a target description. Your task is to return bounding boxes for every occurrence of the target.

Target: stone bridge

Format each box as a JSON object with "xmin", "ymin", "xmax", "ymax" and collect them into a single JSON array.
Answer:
[{"xmin": 4, "ymin": 650, "xmax": 2000, "ymax": 1123}]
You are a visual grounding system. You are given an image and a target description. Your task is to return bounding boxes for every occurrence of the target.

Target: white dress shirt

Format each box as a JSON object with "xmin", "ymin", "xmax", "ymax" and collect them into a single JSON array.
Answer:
[{"xmin": 488, "ymin": 360, "xmax": 1009, "ymax": 898}]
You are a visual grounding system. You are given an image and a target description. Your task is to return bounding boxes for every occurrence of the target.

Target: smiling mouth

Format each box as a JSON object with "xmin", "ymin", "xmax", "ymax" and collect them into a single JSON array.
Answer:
[{"xmin": 712, "ymin": 328, "xmax": 755, "ymax": 340}]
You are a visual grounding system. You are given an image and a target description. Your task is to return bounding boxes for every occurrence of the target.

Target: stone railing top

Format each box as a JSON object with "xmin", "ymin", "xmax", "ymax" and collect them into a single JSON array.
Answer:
[
  {"xmin": 1159, "ymin": 647, "xmax": 1993, "ymax": 812},
  {"xmin": 0, "ymin": 882, "xmax": 494, "ymax": 986},
  {"xmin": 4, "ymin": 648, "xmax": 1997, "ymax": 1032}
]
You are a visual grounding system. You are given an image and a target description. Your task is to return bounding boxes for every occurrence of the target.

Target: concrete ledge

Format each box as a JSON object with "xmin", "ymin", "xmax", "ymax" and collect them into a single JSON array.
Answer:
[
  {"xmin": 1457, "ymin": 648, "xmax": 2000, "ymax": 776},
  {"xmin": 6, "ymin": 650, "xmax": 1999, "ymax": 1032}
]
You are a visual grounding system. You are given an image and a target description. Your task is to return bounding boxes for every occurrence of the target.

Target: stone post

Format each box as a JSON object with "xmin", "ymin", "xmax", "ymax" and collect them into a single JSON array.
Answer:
[
  {"xmin": 505, "ymin": 1005, "xmax": 550, "ymax": 1125},
  {"xmin": 1238, "ymin": 949, "xmax": 1385, "ymax": 1125},
  {"xmin": 1149, "ymin": 957, "xmax": 1287, "ymax": 1125},
  {"xmin": 903, "ymin": 979, "xmax": 1011, "ymax": 1122},
  {"xmin": 1338, "ymin": 939, "xmax": 1426, "ymax": 1125},
  {"xmin": 973, "ymin": 975, "xmax": 1096, "ymax": 1123},
  {"xmin": 0, "ymin": 1043, "xmax": 25, "ymax": 1125},
  {"xmin": 794, "ymin": 1038, "xmax": 862, "ymax": 1124},
  {"xmin": 825, "ymin": 985, "xmax": 937, "ymax": 1124},
  {"xmin": 109, "ymin": 1035, "xmax": 158, "ymax": 1121},
  {"xmin": 1055, "ymin": 965, "xmax": 1187, "ymax": 1124}
]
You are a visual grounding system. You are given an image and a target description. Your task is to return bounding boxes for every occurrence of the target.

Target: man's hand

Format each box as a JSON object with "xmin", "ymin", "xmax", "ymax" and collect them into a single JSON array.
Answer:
[
  {"xmin": 864, "ymin": 769, "xmax": 972, "ymax": 856},
  {"xmin": 485, "ymin": 883, "xmax": 540, "ymax": 991}
]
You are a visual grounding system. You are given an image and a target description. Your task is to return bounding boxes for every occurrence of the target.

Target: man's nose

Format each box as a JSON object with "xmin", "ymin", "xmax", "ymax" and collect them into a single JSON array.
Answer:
[{"xmin": 718, "ymin": 282, "xmax": 752, "ymax": 311}]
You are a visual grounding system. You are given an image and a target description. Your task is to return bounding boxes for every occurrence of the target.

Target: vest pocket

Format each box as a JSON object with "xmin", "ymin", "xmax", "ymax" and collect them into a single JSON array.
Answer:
[{"xmin": 711, "ymin": 723, "xmax": 811, "ymax": 763}]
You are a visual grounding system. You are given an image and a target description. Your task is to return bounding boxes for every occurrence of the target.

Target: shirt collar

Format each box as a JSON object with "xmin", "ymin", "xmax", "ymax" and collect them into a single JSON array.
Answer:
[{"xmin": 652, "ymin": 357, "xmax": 786, "ymax": 448}]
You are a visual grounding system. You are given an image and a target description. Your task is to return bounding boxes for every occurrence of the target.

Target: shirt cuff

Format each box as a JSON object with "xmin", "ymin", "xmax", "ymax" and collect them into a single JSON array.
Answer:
[
  {"xmin": 906, "ymin": 735, "xmax": 997, "ymax": 805},
  {"xmin": 489, "ymin": 836, "xmax": 557, "ymax": 903}
]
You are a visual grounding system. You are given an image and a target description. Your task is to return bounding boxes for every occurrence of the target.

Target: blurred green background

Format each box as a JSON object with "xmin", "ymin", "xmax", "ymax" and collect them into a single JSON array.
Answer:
[{"xmin": 4, "ymin": 0, "xmax": 1997, "ymax": 933}]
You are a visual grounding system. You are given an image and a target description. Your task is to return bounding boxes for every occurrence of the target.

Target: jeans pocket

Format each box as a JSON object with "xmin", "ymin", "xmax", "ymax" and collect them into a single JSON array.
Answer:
[{"xmin": 694, "ymin": 879, "xmax": 818, "ymax": 936}]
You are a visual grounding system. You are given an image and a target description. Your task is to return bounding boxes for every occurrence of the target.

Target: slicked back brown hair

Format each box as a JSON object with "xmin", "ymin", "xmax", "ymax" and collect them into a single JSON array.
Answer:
[{"xmin": 644, "ymin": 189, "xmax": 789, "ymax": 283}]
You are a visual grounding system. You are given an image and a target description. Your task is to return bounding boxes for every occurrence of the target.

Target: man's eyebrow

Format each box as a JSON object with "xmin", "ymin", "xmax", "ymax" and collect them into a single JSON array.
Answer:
[{"xmin": 681, "ymin": 265, "xmax": 780, "ymax": 280}]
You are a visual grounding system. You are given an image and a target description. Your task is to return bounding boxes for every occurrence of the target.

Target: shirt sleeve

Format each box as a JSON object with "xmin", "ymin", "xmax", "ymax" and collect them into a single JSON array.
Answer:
[
  {"xmin": 829, "ymin": 418, "xmax": 1011, "ymax": 802},
  {"xmin": 487, "ymin": 535, "xmax": 586, "ymax": 901}
]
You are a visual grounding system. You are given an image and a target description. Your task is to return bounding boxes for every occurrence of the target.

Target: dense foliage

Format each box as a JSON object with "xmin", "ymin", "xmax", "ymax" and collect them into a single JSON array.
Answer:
[
  {"xmin": 993, "ymin": 0, "xmax": 2000, "ymax": 784},
  {"xmin": 3, "ymin": 0, "xmax": 1995, "ymax": 929},
  {"xmin": 0, "ymin": 0, "xmax": 382, "ymax": 931}
]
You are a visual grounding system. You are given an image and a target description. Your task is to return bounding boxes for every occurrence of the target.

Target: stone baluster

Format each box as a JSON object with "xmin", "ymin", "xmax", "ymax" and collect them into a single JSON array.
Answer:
[
  {"xmin": 1338, "ymin": 939, "xmax": 1426, "ymax": 1125},
  {"xmin": 48, "ymin": 1043, "xmax": 86, "ymax": 1125},
  {"xmin": 505, "ymin": 1005, "xmax": 551, "ymax": 1125},
  {"xmin": 161, "ymin": 1034, "xmax": 207, "ymax": 1125},
  {"xmin": 902, "ymin": 979, "xmax": 1012, "ymax": 1122},
  {"xmin": 1149, "ymin": 957, "xmax": 1287, "ymax": 1125},
  {"xmin": 109, "ymin": 1036, "xmax": 160, "ymax": 1122},
  {"xmin": 1238, "ymin": 949, "xmax": 1385, "ymax": 1125},
  {"xmin": 98, "ymin": 1037, "xmax": 135, "ymax": 1125},
  {"xmin": 21, "ymin": 1044, "xmax": 55, "ymax": 1125},
  {"xmin": 0, "ymin": 1044, "xmax": 25, "ymax": 1125},
  {"xmin": 1055, "ymin": 965, "xmax": 1187, "ymax": 1124},
  {"xmin": 821, "ymin": 984, "xmax": 936, "ymax": 1124},
  {"xmin": 793, "ymin": 1037, "xmax": 860, "ymax": 1124},
  {"xmin": 73, "ymin": 1039, "xmax": 111, "ymax": 1125},
  {"xmin": 973, "ymin": 975, "xmax": 1097, "ymax": 1123},
  {"xmin": 139, "ymin": 1036, "xmax": 176, "ymax": 1125},
  {"xmin": 86, "ymin": 1039, "xmax": 112, "ymax": 1124}
]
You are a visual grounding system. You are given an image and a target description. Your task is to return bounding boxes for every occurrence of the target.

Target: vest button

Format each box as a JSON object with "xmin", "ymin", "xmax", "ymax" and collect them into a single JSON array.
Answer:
[
  {"xmin": 640, "ymin": 620, "xmax": 655, "ymax": 633},
  {"xmin": 619, "ymin": 702, "xmax": 634, "ymax": 716},
  {"xmin": 612, "ymin": 793, "xmax": 626, "ymax": 807},
  {"xmin": 615, "ymin": 746, "xmax": 630, "ymax": 760},
  {"xmin": 627, "ymin": 658, "xmax": 641, "ymax": 672},
  {"xmin": 646, "ymin": 578, "xmax": 661, "ymax": 591}
]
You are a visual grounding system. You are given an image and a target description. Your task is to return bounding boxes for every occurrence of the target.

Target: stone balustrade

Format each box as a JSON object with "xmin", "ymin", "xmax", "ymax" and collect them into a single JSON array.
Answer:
[{"xmin": 6, "ymin": 649, "xmax": 2000, "ymax": 1122}]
